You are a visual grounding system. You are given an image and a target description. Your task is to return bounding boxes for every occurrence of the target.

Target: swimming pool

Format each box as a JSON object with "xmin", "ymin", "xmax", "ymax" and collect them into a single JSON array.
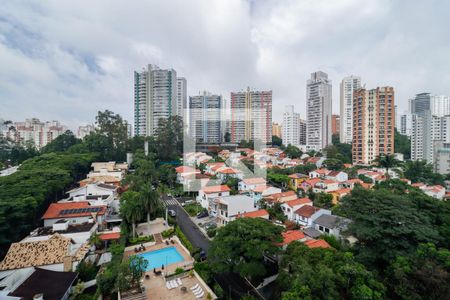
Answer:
[{"xmin": 136, "ymin": 246, "xmax": 184, "ymax": 271}]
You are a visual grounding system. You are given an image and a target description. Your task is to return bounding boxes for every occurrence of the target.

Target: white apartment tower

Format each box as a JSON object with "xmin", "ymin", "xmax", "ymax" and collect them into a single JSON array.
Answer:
[
  {"xmin": 134, "ymin": 64, "xmax": 179, "ymax": 136},
  {"xmin": 177, "ymin": 77, "xmax": 187, "ymax": 116},
  {"xmin": 282, "ymin": 105, "xmax": 301, "ymax": 146},
  {"xmin": 307, "ymin": 71, "xmax": 332, "ymax": 149},
  {"xmin": 339, "ymin": 75, "xmax": 361, "ymax": 144},
  {"xmin": 189, "ymin": 92, "xmax": 224, "ymax": 144},
  {"xmin": 230, "ymin": 88, "xmax": 272, "ymax": 144}
]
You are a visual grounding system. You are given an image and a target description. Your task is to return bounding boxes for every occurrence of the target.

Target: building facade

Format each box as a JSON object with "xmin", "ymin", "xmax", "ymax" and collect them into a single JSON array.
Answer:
[
  {"xmin": 299, "ymin": 119, "xmax": 307, "ymax": 145},
  {"xmin": 352, "ymin": 87, "xmax": 395, "ymax": 164},
  {"xmin": 134, "ymin": 64, "xmax": 179, "ymax": 136},
  {"xmin": 339, "ymin": 75, "xmax": 361, "ymax": 144},
  {"xmin": 189, "ymin": 91, "xmax": 224, "ymax": 144},
  {"xmin": 400, "ymin": 114, "xmax": 413, "ymax": 137},
  {"xmin": 307, "ymin": 71, "xmax": 332, "ymax": 149},
  {"xmin": 434, "ymin": 140, "xmax": 450, "ymax": 175},
  {"xmin": 2, "ymin": 118, "xmax": 67, "ymax": 149},
  {"xmin": 282, "ymin": 105, "xmax": 301, "ymax": 146},
  {"xmin": 77, "ymin": 124, "xmax": 95, "ymax": 139},
  {"xmin": 331, "ymin": 114, "xmax": 340, "ymax": 136},
  {"xmin": 177, "ymin": 77, "xmax": 187, "ymax": 116},
  {"xmin": 272, "ymin": 122, "xmax": 282, "ymax": 138},
  {"xmin": 230, "ymin": 87, "xmax": 272, "ymax": 144}
]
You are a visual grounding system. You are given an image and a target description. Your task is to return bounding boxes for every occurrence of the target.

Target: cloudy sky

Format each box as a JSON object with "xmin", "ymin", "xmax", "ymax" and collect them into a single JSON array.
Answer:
[{"xmin": 1, "ymin": 0, "xmax": 450, "ymax": 130}]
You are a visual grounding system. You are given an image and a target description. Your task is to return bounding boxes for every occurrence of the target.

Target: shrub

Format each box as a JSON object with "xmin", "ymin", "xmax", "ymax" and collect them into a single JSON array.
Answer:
[
  {"xmin": 76, "ymin": 261, "xmax": 99, "ymax": 282},
  {"xmin": 206, "ymin": 228, "xmax": 217, "ymax": 238},
  {"xmin": 128, "ymin": 235, "xmax": 154, "ymax": 245},
  {"xmin": 175, "ymin": 226, "xmax": 194, "ymax": 253},
  {"xmin": 175, "ymin": 267, "xmax": 184, "ymax": 275},
  {"xmin": 161, "ymin": 228, "xmax": 175, "ymax": 238}
]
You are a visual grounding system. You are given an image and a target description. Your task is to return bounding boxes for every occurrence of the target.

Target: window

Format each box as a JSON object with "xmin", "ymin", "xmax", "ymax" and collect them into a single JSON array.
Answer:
[{"xmin": 325, "ymin": 228, "xmax": 330, "ymax": 233}]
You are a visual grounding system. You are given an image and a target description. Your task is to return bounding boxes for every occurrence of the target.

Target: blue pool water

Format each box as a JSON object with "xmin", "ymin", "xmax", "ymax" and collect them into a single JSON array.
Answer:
[{"xmin": 136, "ymin": 246, "xmax": 184, "ymax": 271}]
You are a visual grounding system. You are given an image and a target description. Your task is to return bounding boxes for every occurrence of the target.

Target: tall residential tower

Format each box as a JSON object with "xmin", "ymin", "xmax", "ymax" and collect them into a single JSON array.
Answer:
[
  {"xmin": 189, "ymin": 91, "xmax": 224, "ymax": 144},
  {"xmin": 339, "ymin": 75, "xmax": 361, "ymax": 144},
  {"xmin": 306, "ymin": 71, "xmax": 332, "ymax": 149}
]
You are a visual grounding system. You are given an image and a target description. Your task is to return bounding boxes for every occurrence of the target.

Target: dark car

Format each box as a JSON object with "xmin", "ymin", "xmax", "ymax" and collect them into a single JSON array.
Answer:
[{"xmin": 196, "ymin": 210, "xmax": 209, "ymax": 219}]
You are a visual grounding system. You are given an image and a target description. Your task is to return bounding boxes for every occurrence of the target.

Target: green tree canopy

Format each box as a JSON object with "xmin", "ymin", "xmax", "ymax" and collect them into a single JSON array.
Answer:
[
  {"xmin": 209, "ymin": 218, "xmax": 283, "ymax": 279},
  {"xmin": 403, "ymin": 160, "xmax": 445, "ymax": 185},
  {"xmin": 42, "ymin": 130, "xmax": 80, "ymax": 153},
  {"xmin": 394, "ymin": 129, "xmax": 411, "ymax": 159},
  {"xmin": 284, "ymin": 144, "xmax": 303, "ymax": 159}
]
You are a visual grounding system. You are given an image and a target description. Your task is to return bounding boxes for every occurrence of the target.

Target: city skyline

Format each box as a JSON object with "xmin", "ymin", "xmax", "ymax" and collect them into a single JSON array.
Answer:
[{"xmin": 2, "ymin": 1, "xmax": 450, "ymax": 129}]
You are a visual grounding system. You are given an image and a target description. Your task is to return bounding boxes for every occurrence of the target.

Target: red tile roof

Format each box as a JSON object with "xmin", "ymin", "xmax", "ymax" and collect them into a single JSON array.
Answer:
[
  {"xmin": 294, "ymin": 205, "xmax": 321, "ymax": 218},
  {"xmin": 332, "ymin": 188, "xmax": 352, "ymax": 195},
  {"xmin": 202, "ymin": 185, "xmax": 231, "ymax": 194},
  {"xmin": 278, "ymin": 230, "xmax": 306, "ymax": 246},
  {"xmin": 42, "ymin": 202, "xmax": 106, "ymax": 220},
  {"xmin": 237, "ymin": 209, "xmax": 269, "ymax": 219},
  {"xmin": 99, "ymin": 232, "xmax": 121, "ymax": 241},
  {"xmin": 175, "ymin": 166, "xmax": 197, "ymax": 173},
  {"xmin": 285, "ymin": 198, "xmax": 312, "ymax": 208},
  {"xmin": 304, "ymin": 239, "xmax": 331, "ymax": 249},
  {"xmin": 242, "ymin": 177, "xmax": 266, "ymax": 185}
]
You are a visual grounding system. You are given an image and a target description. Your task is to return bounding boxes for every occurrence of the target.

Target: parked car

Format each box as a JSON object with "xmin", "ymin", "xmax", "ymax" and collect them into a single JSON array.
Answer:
[
  {"xmin": 168, "ymin": 209, "xmax": 176, "ymax": 217},
  {"xmin": 181, "ymin": 199, "xmax": 194, "ymax": 207},
  {"xmin": 197, "ymin": 210, "xmax": 209, "ymax": 219}
]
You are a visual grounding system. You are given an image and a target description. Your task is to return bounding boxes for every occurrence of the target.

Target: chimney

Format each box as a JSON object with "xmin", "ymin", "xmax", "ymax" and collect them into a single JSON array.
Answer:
[{"xmin": 63, "ymin": 256, "xmax": 73, "ymax": 272}]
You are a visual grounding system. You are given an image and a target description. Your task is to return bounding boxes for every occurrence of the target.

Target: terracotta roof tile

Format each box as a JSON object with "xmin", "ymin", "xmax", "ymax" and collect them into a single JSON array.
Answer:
[
  {"xmin": 202, "ymin": 185, "xmax": 231, "ymax": 193},
  {"xmin": 304, "ymin": 239, "xmax": 331, "ymax": 249},
  {"xmin": 42, "ymin": 202, "xmax": 106, "ymax": 220},
  {"xmin": 294, "ymin": 205, "xmax": 321, "ymax": 218},
  {"xmin": 278, "ymin": 230, "xmax": 305, "ymax": 246}
]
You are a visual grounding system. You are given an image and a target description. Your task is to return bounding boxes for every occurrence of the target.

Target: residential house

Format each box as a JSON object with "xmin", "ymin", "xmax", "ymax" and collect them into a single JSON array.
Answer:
[
  {"xmin": 236, "ymin": 209, "xmax": 270, "ymax": 220},
  {"xmin": 211, "ymin": 195, "xmax": 256, "ymax": 226},
  {"xmin": 325, "ymin": 171, "xmax": 348, "ymax": 182},
  {"xmin": 216, "ymin": 167, "xmax": 243, "ymax": 182},
  {"xmin": 288, "ymin": 173, "xmax": 309, "ymax": 191},
  {"xmin": 238, "ymin": 177, "xmax": 267, "ymax": 193},
  {"xmin": 175, "ymin": 166, "xmax": 201, "ymax": 184},
  {"xmin": 0, "ymin": 234, "xmax": 89, "ymax": 274},
  {"xmin": 305, "ymin": 156, "xmax": 326, "ymax": 168},
  {"xmin": 313, "ymin": 214, "xmax": 351, "ymax": 239},
  {"xmin": 204, "ymin": 162, "xmax": 226, "ymax": 175},
  {"xmin": 88, "ymin": 161, "xmax": 128, "ymax": 181},
  {"xmin": 281, "ymin": 198, "xmax": 312, "ymax": 221},
  {"xmin": 264, "ymin": 190, "xmax": 297, "ymax": 205},
  {"xmin": 299, "ymin": 178, "xmax": 321, "ymax": 192},
  {"xmin": 196, "ymin": 185, "xmax": 231, "ymax": 209},
  {"xmin": 304, "ymin": 239, "xmax": 331, "ymax": 249},
  {"xmin": 294, "ymin": 206, "xmax": 331, "ymax": 227},
  {"xmin": 249, "ymin": 185, "xmax": 281, "ymax": 205},
  {"xmin": 312, "ymin": 180, "xmax": 340, "ymax": 193},
  {"xmin": 22, "ymin": 221, "xmax": 97, "ymax": 245},
  {"xmin": 309, "ymin": 168, "xmax": 330, "ymax": 178},
  {"xmin": 329, "ymin": 188, "xmax": 352, "ymax": 204},
  {"xmin": 42, "ymin": 202, "xmax": 107, "ymax": 227},
  {"xmin": 277, "ymin": 230, "xmax": 307, "ymax": 249}
]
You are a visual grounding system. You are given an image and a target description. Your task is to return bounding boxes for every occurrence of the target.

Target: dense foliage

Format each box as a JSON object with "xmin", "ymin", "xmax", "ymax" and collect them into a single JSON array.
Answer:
[
  {"xmin": 403, "ymin": 160, "xmax": 445, "ymax": 185},
  {"xmin": 394, "ymin": 129, "xmax": 411, "ymax": 159}
]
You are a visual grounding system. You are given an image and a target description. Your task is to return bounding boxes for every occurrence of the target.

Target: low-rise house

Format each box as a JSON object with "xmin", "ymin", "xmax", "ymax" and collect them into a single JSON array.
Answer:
[
  {"xmin": 277, "ymin": 230, "xmax": 307, "ymax": 249},
  {"xmin": 0, "ymin": 234, "xmax": 89, "ymax": 273},
  {"xmin": 196, "ymin": 185, "xmax": 231, "ymax": 209},
  {"xmin": 250, "ymin": 185, "xmax": 281, "ymax": 205},
  {"xmin": 236, "ymin": 209, "xmax": 270, "ymax": 220},
  {"xmin": 175, "ymin": 166, "xmax": 201, "ymax": 184},
  {"xmin": 211, "ymin": 195, "xmax": 256, "ymax": 226},
  {"xmin": 0, "ymin": 268, "xmax": 78, "ymax": 300},
  {"xmin": 302, "ymin": 227, "xmax": 322, "ymax": 239},
  {"xmin": 325, "ymin": 171, "xmax": 348, "ymax": 182},
  {"xmin": 264, "ymin": 190, "xmax": 297, "ymax": 205},
  {"xmin": 312, "ymin": 179, "xmax": 340, "ymax": 193},
  {"xmin": 313, "ymin": 214, "xmax": 351, "ymax": 239},
  {"xmin": 309, "ymin": 168, "xmax": 330, "ymax": 178},
  {"xmin": 299, "ymin": 178, "xmax": 321, "ymax": 192},
  {"xmin": 329, "ymin": 188, "xmax": 352, "ymax": 204},
  {"xmin": 304, "ymin": 156, "xmax": 326, "ymax": 168},
  {"xmin": 294, "ymin": 206, "xmax": 331, "ymax": 227},
  {"xmin": 216, "ymin": 167, "xmax": 243, "ymax": 182},
  {"xmin": 204, "ymin": 162, "xmax": 226, "ymax": 175},
  {"xmin": 422, "ymin": 185, "xmax": 446, "ymax": 200},
  {"xmin": 79, "ymin": 175, "xmax": 121, "ymax": 187},
  {"xmin": 67, "ymin": 182, "xmax": 117, "ymax": 200},
  {"xmin": 238, "ymin": 177, "xmax": 267, "ymax": 193},
  {"xmin": 281, "ymin": 198, "xmax": 312, "ymax": 221},
  {"xmin": 42, "ymin": 202, "xmax": 107, "ymax": 227},
  {"xmin": 304, "ymin": 239, "xmax": 331, "ymax": 249},
  {"xmin": 22, "ymin": 221, "xmax": 97, "ymax": 245},
  {"xmin": 88, "ymin": 161, "xmax": 128, "ymax": 181},
  {"xmin": 288, "ymin": 173, "xmax": 309, "ymax": 191}
]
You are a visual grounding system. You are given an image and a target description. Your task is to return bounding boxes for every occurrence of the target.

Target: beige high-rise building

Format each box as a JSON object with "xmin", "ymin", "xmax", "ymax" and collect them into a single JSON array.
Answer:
[
  {"xmin": 352, "ymin": 87, "xmax": 395, "ymax": 164},
  {"xmin": 331, "ymin": 114, "xmax": 340, "ymax": 136},
  {"xmin": 272, "ymin": 122, "xmax": 282, "ymax": 138}
]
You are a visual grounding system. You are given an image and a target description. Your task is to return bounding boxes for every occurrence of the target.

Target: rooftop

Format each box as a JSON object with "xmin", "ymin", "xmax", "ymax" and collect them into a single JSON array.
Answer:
[
  {"xmin": 201, "ymin": 185, "xmax": 231, "ymax": 194},
  {"xmin": 42, "ymin": 202, "xmax": 106, "ymax": 219},
  {"xmin": 314, "ymin": 214, "xmax": 351, "ymax": 229},
  {"xmin": 278, "ymin": 230, "xmax": 305, "ymax": 246},
  {"xmin": 29, "ymin": 222, "xmax": 95, "ymax": 236},
  {"xmin": 242, "ymin": 177, "xmax": 266, "ymax": 185},
  {"xmin": 285, "ymin": 198, "xmax": 312, "ymax": 208},
  {"xmin": 8, "ymin": 268, "xmax": 78, "ymax": 300},
  {"xmin": 236, "ymin": 209, "xmax": 269, "ymax": 219},
  {"xmin": 304, "ymin": 239, "xmax": 331, "ymax": 249},
  {"xmin": 294, "ymin": 205, "xmax": 321, "ymax": 218}
]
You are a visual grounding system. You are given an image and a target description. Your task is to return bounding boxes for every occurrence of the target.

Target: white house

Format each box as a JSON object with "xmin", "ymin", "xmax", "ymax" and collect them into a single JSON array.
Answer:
[
  {"xmin": 211, "ymin": 195, "xmax": 256, "ymax": 226},
  {"xmin": 325, "ymin": 171, "xmax": 348, "ymax": 182},
  {"xmin": 281, "ymin": 198, "xmax": 313, "ymax": 221},
  {"xmin": 312, "ymin": 180, "xmax": 340, "ymax": 193},
  {"xmin": 294, "ymin": 206, "xmax": 331, "ymax": 227},
  {"xmin": 216, "ymin": 167, "xmax": 243, "ymax": 182},
  {"xmin": 309, "ymin": 168, "xmax": 330, "ymax": 178},
  {"xmin": 238, "ymin": 177, "xmax": 267, "ymax": 193},
  {"xmin": 22, "ymin": 221, "xmax": 97, "ymax": 245},
  {"xmin": 313, "ymin": 214, "xmax": 351, "ymax": 239},
  {"xmin": 196, "ymin": 185, "xmax": 231, "ymax": 209},
  {"xmin": 175, "ymin": 166, "xmax": 201, "ymax": 184}
]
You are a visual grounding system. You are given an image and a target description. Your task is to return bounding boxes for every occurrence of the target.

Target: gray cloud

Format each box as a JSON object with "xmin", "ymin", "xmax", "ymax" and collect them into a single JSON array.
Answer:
[{"xmin": 1, "ymin": 0, "xmax": 449, "ymax": 129}]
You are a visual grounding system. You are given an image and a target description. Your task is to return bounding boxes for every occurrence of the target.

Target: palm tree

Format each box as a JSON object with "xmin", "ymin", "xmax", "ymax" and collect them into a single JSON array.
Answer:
[
  {"xmin": 120, "ymin": 191, "xmax": 143, "ymax": 238},
  {"xmin": 140, "ymin": 184, "xmax": 160, "ymax": 227},
  {"xmin": 374, "ymin": 154, "xmax": 400, "ymax": 179}
]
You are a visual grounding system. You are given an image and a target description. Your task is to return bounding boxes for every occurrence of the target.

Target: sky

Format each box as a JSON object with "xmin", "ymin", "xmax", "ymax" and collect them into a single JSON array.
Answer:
[{"xmin": 1, "ymin": 0, "xmax": 450, "ymax": 130}]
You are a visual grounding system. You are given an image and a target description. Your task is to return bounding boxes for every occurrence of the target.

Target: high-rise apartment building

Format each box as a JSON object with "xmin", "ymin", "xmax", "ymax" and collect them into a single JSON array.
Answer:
[
  {"xmin": 230, "ymin": 87, "xmax": 272, "ymax": 144},
  {"xmin": 331, "ymin": 115, "xmax": 340, "ymax": 136},
  {"xmin": 189, "ymin": 91, "xmax": 224, "ymax": 144},
  {"xmin": 282, "ymin": 105, "xmax": 301, "ymax": 146},
  {"xmin": 299, "ymin": 119, "xmax": 307, "ymax": 145},
  {"xmin": 339, "ymin": 75, "xmax": 361, "ymax": 144},
  {"xmin": 352, "ymin": 87, "xmax": 395, "ymax": 164},
  {"xmin": 410, "ymin": 93, "xmax": 450, "ymax": 117},
  {"xmin": 77, "ymin": 124, "xmax": 95, "ymax": 139},
  {"xmin": 272, "ymin": 122, "xmax": 282, "ymax": 138},
  {"xmin": 177, "ymin": 77, "xmax": 187, "ymax": 116},
  {"xmin": 434, "ymin": 141, "xmax": 450, "ymax": 175},
  {"xmin": 307, "ymin": 71, "xmax": 332, "ymax": 149},
  {"xmin": 410, "ymin": 114, "xmax": 424, "ymax": 161},
  {"xmin": 400, "ymin": 114, "xmax": 413, "ymax": 137},
  {"xmin": 2, "ymin": 118, "xmax": 67, "ymax": 149},
  {"xmin": 134, "ymin": 64, "xmax": 179, "ymax": 136}
]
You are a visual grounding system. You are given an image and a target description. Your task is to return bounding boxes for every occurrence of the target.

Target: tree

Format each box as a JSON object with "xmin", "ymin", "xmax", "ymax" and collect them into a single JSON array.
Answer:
[
  {"xmin": 339, "ymin": 186, "xmax": 443, "ymax": 268},
  {"xmin": 374, "ymin": 154, "xmax": 400, "ymax": 179},
  {"xmin": 284, "ymin": 144, "xmax": 302, "ymax": 158},
  {"xmin": 313, "ymin": 192, "xmax": 333, "ymax": 209},
  {"xmin": 129, "ymin": 256, "xmax": 148, "ymax": 286},
  {"xmin": 272, "ymin": 135, "xmax": 282, "ymax": 147},
  {"xmin": 155, "ymin": 116, "xmax": 183, "ymax": 161},
  {"xmin": 209, "ymin": 218, "xmax": 283, "ymax": 279},
  {"xmin": 224, "ymin": 131, "xmax": 231, "ymax": 142},
  {"xmin": 140, "ymin": 184, "xmax": 160, "ymax": 225},
  {"xmin": 403, "ymin": 160, "xmax": 445, "ymax": 185},
  {"xmin": 278, "ymin": 242, "xmax": 385, "ymax": 300},
  {"xmin": 41, "ymin": 130, "xmax": 80, "ymax": 153},
  {"xmin": 322, "ymin": 158, "xmax": 344, "ymax": 171},
  {"xmin": 94, "ymin": 110, "xmax": 129, "ymax": 161},
  {"xmin": 394, "ymin": 129, "xmax": 411, "ymax": 159},
  {"xmin": 120, "ymin": 191, "xmax": 144, "ymax": 238}
]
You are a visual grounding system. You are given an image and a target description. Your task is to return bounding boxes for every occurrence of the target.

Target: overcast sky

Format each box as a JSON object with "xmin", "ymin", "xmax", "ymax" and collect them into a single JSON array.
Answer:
[{"xmin": 1, "ymin": 0, "xmax": 450, "ymax": 130}]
